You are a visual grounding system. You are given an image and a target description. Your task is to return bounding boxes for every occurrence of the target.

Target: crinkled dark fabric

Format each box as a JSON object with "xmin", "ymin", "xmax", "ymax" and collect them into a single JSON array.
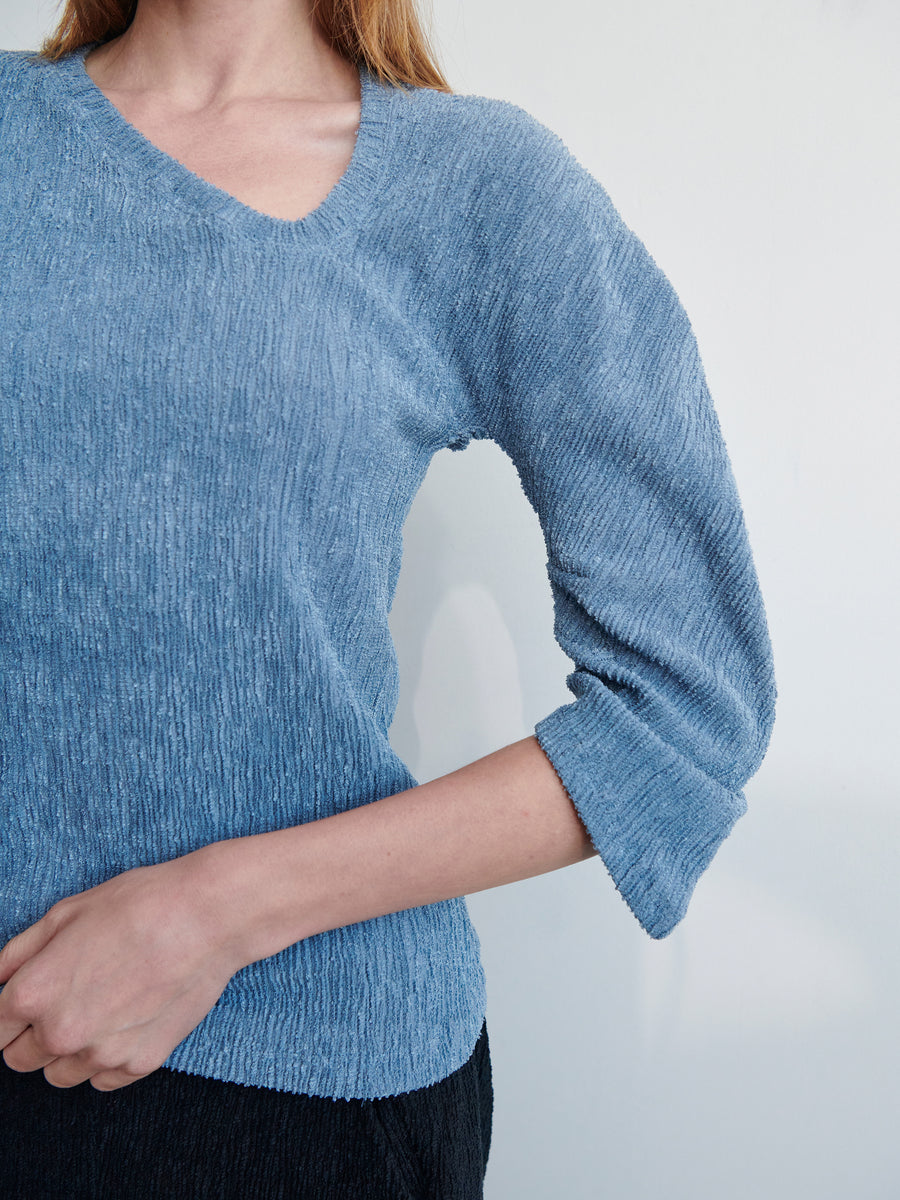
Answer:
[{"xmin": 0, "ymin": 1019, "xmax": 492, "ymax": 1199}]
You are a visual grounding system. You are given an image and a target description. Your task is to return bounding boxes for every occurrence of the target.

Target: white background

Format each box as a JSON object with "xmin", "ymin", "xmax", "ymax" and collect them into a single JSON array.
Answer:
[{"xmin": 3, "ymin": 2, "xmax": 898, "ymax": 1196}]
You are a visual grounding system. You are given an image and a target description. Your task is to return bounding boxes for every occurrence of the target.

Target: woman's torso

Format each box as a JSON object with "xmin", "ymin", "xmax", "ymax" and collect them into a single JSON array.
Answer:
[{"xmin": 0, "ymin": 41, "xmax": 500, "ymax": 1100}]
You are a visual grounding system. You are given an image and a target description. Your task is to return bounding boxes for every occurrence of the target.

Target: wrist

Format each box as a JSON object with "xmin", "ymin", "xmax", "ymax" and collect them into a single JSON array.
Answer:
[{"xmin": 188, "ymin": 829, "xmax": 321, "ymax": 971}]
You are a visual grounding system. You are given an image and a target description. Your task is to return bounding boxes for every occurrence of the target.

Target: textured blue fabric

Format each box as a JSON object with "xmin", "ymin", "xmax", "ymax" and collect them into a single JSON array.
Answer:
[{"xmin": 0, "ymin": 41, "xmax": 776, "ymax": 1100}]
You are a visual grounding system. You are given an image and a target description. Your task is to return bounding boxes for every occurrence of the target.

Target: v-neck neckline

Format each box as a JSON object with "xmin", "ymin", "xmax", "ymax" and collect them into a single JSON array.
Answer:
[{"xmin": 53, "ymin": 40, "xmax": 396, "ymax": 246}]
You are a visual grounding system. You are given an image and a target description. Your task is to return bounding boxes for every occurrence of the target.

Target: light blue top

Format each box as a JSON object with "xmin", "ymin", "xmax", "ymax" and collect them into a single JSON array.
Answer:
[{"xmin": 0, "ymin": 41, "xmax": 777, "ymax": 1099}]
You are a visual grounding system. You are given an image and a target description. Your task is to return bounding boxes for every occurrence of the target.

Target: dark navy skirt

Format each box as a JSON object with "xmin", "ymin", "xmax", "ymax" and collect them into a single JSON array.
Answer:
[{"xmin": 1, "ymin": 1018, "xmax": 493, "ymax": 1198}]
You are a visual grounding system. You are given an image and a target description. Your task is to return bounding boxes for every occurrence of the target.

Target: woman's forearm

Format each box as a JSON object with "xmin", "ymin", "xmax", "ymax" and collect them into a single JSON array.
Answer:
[{"xmin": 194, "ymin": 735, "xmax": 597, "ymax": 971}]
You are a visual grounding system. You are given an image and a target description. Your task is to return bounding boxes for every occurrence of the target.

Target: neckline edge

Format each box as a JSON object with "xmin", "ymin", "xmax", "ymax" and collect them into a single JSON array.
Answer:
[{"xmin": 55, "ymin": 40, "xmax": 395, "ymax": 242}]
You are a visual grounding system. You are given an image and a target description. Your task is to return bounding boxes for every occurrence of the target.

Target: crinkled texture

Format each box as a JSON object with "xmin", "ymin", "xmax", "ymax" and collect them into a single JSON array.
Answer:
[
  {"xmin": 0, "ymin": 41, "xmax": 775, "ymax": 1100},
  {"xmin": 450, "ymin": 111, "xmax": 778, "ymax": 937}
]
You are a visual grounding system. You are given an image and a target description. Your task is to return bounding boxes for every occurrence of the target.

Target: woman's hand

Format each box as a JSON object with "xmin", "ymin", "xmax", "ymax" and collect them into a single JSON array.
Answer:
[{"xmin": 0, "ymin": 851, "xmax": 248, "ymax": 1092}]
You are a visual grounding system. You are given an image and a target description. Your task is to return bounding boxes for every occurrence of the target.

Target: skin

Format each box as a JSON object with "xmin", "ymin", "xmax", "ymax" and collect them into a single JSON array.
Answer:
[
  {"xmin": 0, "ymin": 0, "xmax": 597, "ymax": 1093},
  {"xmin": 78, "ymin": 0, "xmax": 366, "ymax": 222}
]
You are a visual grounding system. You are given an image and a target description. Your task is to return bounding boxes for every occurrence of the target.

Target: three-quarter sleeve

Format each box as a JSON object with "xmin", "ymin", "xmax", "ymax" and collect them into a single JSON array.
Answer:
[{"xmin": 459, "ymin": 108, "xmax": 777, "ymax": 939}]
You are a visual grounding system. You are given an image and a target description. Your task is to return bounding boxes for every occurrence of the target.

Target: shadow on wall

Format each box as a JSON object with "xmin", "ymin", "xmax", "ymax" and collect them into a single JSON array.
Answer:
[{"xmin": 387, "ymin": 438, "xmax": 565, "ymax": 783}]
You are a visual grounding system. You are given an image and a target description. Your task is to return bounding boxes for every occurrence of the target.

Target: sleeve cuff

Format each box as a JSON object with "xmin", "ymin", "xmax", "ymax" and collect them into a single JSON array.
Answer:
[{"xmin": 534, "ymin": 687, "xmax": 748, "ymax": 939}]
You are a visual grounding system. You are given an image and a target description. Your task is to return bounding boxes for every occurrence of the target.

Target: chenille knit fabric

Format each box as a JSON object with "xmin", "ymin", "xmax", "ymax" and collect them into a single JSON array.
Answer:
[{"xmin": 0, "ymin": 41, "xmax": 777, "ymax": 1100}]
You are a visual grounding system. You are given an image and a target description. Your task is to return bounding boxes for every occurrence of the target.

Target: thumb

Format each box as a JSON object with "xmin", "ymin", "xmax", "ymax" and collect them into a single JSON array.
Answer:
[{"xmin": 0, "ymin": 911, "xmax": 60, "ymax": 984}]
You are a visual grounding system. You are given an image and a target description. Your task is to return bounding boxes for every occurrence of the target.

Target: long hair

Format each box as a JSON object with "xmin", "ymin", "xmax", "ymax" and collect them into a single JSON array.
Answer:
[{"xmin": 34, "ymin": 0, "xmax": 452, "ymax": 92}]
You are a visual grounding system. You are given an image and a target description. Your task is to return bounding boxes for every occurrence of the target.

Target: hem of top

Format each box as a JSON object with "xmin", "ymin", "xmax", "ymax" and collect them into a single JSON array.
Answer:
[
  {"xmin": 157, "ymin": 999, "xmax": 489, "ymax": 1102},
  {"xmin": 34, "ymin": 40, "xmax": 398, "ymax": 247}
]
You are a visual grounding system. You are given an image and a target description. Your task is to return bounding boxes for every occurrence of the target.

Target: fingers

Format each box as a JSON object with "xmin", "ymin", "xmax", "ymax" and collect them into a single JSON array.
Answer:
[
  {"xmin": 0, "ymin": 910, "xmax": 61, "ymax": 985},
  {"xmin": 3, "ymin": 1023, "xmax": 159, "ymax": 1092},
  {"xmin": 85, "ymin": 1064, "xmax": 153, "ymax": 1092},
  {"xmin": 65, "ymin": 1044, "xmax": 166, "ymax": 1092},
  {"xmin": 3, "ymin": 1023, "xmax": 76, "ymax": 1082},
  {"xmin": 0, "ymin": 963, "xmax": 47, "ymax": 1056},
  {"xmin": 2, "ymin": 1034, "xmax": 58, "ymax": 1075}
]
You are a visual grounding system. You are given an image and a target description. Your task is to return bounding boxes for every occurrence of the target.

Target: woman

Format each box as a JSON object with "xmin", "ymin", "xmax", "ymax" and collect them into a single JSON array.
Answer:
[{"xmin": 0, "ymin": 0, "xmax": 777, "ymax": 1196}]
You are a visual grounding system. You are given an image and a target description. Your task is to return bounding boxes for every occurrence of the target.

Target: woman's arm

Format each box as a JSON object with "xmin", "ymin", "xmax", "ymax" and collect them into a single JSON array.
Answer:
[
  {"xmin": 194, "ymin": 735, "xmax": 597, "ymax": 970},
  {"xmin": 0, "ymin": 740, "xmax": 592, "ymax": 1092}
]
